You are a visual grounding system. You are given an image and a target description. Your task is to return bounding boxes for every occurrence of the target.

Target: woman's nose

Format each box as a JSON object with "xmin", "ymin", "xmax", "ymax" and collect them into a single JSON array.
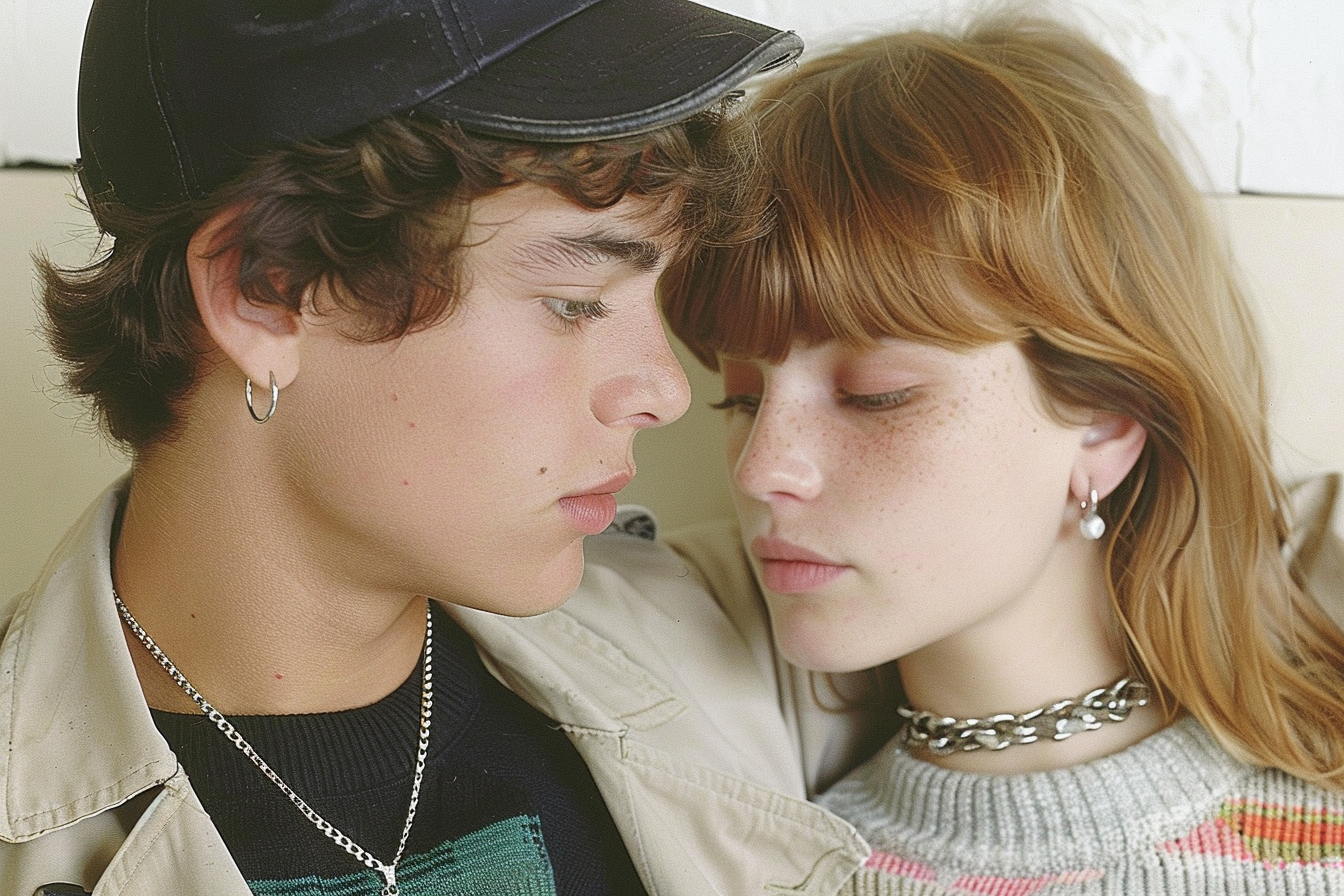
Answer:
[{"xmin": 731, "ymin": 396, "xmax": 823, "ymax": 503}]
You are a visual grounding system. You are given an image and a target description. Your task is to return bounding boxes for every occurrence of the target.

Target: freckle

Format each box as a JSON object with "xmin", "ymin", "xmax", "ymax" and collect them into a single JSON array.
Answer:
[{"xmin": 391, "ymin": 393, "xmax": 398, "ymax": 402}]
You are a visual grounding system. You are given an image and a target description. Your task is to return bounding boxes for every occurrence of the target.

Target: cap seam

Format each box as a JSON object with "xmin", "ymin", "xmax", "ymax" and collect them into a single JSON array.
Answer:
[
  {"xmin": 446, "ymin": 0, "xmax": 484, "ymax": 60},
  {"xmin": 143, "ymin": 0, "xmax": 192, "ymax": 200},
  {"xmin": 435, "ymin": 0, "xmax": 481, "ymax": 75}
]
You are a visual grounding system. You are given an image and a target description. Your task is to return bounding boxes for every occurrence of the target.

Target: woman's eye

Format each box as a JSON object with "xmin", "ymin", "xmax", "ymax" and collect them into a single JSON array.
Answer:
[
  {"xmin": 710, "ymin": 394, "xmax": 761, "ymax": 415},
  {"xmin": 541, "ymin": 297, "xmax": 611, "ymax": 328},
  {"xmin": 839, "ymin": 388, "xmax": 913, "ymax": 410}
]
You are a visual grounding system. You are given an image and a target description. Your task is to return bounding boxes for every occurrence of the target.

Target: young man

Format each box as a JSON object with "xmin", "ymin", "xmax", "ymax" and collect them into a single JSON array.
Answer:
[{"xmin": 0, "ymin": 1, "xmax": 800, "ymax": 893}]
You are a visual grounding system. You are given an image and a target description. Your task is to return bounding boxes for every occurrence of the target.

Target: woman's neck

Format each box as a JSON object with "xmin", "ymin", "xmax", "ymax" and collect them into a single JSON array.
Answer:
[
  {"xmin": 112, "ymin": 446, "xmax": 427, "ymax": 718},
  {"xmin": 895, "ymin": 537, "xmax": 1167, "ymax": 774}
]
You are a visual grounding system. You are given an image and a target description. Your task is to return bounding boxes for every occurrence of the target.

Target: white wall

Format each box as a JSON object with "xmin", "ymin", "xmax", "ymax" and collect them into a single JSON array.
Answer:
[{"xmin": 15, "ymin": 1, "xmax": 1343, "ymax": 197}]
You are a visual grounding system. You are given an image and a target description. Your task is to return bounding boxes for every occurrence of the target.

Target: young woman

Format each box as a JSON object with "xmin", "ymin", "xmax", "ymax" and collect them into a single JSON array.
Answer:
[
  {"xmin": 0, "ymin": 1, "xmax": 805, "ymax": 894},
  {"xmin": 661, "ymin": 14, "xmax": 1344, "ymax": 894}
]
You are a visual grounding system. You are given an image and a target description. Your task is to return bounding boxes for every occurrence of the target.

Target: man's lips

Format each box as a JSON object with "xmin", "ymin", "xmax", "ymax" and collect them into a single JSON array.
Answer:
[
  {"xmin": 568, "ymin": 472, "xmax": 635, "ymax": 498},
  {"xmin": 558, "ymin": 471, "xmax": 633, "ymax": 535},
  {"xmin": 750, "ymin": 536, "xmax": 850, "ymax": 593}
]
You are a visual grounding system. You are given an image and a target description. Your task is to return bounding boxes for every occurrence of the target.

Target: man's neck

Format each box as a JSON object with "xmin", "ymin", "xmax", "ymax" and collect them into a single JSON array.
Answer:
[{"xmin": 112, "ymin": 445, "xmax": 427, "ymax": 717}]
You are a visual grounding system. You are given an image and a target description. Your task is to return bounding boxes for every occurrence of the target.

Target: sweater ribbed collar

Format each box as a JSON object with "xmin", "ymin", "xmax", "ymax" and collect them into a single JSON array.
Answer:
[{"xmin": 819, "ymin": 716, "xmax": 1254, "ymax": 873}]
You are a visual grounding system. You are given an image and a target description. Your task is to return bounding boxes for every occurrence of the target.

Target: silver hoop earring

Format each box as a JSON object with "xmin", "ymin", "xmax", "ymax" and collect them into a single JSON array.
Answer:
[
  {"xmin": 1079, "ymin": 488, "xmax": 1105, "ymax": 540},
  {"xmin": 245, "ymin": 372, "xmax": 278, "ymax": 424}
]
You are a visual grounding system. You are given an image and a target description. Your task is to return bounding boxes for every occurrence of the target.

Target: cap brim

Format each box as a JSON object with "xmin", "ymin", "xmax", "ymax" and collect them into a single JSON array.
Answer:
[{"xmin": 413, "ymin": 0, "xmax": 802, "ymax": 141}]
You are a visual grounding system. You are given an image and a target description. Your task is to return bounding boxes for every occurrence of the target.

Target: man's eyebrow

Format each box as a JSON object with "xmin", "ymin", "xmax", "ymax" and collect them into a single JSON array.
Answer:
[{"xmin": 518, "ymin": 231, "xmax": 664, "ymax": 274}]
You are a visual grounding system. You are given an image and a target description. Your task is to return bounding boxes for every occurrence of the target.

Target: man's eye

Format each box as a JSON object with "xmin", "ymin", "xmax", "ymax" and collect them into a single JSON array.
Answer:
[
  {"xmin": 710, "ymin": 394, "xmax": 761, "ymax": 415},
  {"xmin": 839, "ymin": 388, "xmax": 913, "ymax": 410},
  {"xmin": 541, "ymin": 297, "xmax": 611, "ymax": 326}
]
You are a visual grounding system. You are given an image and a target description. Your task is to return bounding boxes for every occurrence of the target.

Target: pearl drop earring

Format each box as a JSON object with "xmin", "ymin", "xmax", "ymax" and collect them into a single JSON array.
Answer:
[{"xmin": 1079, "ymin": 488, "xmax": 1105, "ymax": 540}]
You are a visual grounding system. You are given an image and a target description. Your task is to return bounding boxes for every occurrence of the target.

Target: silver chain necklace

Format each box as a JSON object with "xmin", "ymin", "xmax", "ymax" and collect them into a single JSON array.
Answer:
[
  {"xmin": 113, "ymin": 591, "xmax": 433, "ymax": 896},
  {"xmin": 897, "ymin": 676, "xmax": 1150, "ymax": 755}
]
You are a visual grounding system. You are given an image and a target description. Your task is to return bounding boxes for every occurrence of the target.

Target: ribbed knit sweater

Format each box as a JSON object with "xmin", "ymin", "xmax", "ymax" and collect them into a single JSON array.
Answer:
[{"xmin": 819, "ymin": 716, "xmax": 1344, "ymax": 895}]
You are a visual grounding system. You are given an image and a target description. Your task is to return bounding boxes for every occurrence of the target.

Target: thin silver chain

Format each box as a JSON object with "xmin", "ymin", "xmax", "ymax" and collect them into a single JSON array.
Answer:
[
  {"xmin": 897, "ymin": 676, "xmax": 1150, "ymax": 755},
  {"xmin": 113, "ymin": 591, "xmax": 433, "ymax": 896}
]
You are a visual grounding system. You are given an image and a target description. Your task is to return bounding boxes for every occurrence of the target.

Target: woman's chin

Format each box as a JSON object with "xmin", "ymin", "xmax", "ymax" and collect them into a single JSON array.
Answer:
[{"xmin": 770, "ymin": 618, "xmax": 876, "ymax": 674}]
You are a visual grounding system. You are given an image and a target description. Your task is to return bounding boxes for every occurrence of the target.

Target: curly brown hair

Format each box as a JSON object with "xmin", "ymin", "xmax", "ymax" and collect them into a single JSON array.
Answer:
[{"xmin": 39, "ymin": 104, "xmax": 764, "ymax": 452}]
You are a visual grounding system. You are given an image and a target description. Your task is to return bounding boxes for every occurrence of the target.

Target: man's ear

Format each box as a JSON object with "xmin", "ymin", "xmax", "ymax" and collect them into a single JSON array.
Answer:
[
  {"xmin": 1070, "ymin": 412, "xmax": 1148, "ymax": 503},
  {"xmin": 188, "ymin": 204, "xmax": 302, "ymax": 389}
]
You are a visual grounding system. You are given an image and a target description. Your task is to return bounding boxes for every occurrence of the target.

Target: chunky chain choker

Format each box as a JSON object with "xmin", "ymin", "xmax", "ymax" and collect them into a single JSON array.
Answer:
[
  {"xmin": 897, "ymin": 676, "xmax": 1150, "ymax": 755},
  {"xmin": 114, "ymin": 591, "xmax": 433, "ymax": 896}
]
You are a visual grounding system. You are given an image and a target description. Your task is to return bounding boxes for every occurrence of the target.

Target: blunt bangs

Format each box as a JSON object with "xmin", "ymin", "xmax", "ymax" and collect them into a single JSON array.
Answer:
[{"xmin": 663, "ymin": 32, "xmax": 1065, "ymax": 370}]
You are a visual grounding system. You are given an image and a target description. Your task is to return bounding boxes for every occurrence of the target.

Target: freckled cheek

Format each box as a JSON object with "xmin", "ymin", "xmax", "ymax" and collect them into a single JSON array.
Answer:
[
  {"xmin": 847, "ymin": 406, "xmax": 946, "ymax": 485},
  {"xmin": 840, "ymin": 404, "xmax": 985, "ymax": 532}
]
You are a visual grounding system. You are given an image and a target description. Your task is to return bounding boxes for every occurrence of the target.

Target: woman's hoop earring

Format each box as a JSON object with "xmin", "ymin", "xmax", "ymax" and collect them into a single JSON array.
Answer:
[
  {"xmin": 1079, "ymin": 488, "xmax": 1105, "ymax": 540},
  {"xmin": 245, "ymin": 372, "xmax": 278, "ymax": 424}
]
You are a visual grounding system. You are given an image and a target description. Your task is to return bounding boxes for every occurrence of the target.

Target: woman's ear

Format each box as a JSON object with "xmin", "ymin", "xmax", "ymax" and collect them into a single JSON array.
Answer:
[
  {"xmin": 188, "ymin": 204, "xmax": 302, "ymax": 389},
  {"xmin": 1070, "ymin": 412, "xmax": 1148, "ymax": 502}
]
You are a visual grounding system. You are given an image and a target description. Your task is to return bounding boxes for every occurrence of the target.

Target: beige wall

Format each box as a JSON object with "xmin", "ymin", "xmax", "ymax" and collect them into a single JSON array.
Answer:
[
  {"xmin": 3, "ymin": 169, "xmax": 1342, "ymax": 597},
  {"xmin": 2, "ymin": 170, "xmax": 129, "ymax": 598}
]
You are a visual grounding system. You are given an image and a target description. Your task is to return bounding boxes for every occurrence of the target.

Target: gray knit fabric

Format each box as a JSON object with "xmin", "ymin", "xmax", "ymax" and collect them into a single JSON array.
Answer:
[{"xmin": 820, "ymin": 716, "xmax": 1344, "ymax": 894}]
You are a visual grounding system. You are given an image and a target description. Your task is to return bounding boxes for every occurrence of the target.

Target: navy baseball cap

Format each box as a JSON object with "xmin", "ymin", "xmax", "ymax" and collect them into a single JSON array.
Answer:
[{"xmin": 76, "ymin": 0, "xmax": 802, "ymax": 210}]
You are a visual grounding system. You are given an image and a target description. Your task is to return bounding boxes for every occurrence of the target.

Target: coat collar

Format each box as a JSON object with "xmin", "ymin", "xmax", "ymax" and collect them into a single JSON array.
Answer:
[
  {"xmin": 0, "ymin": 478, "xmax": 178, "ymax": 843},
  {"xmin": 450, "ymin": 522, "xmax": 818, "ymax": 800}
]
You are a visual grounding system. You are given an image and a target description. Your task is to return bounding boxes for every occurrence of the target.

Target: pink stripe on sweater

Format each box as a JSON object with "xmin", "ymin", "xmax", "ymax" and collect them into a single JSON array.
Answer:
[{"xmin": 864, "ymin": 850, "xmax": 938, "ymax": 881}]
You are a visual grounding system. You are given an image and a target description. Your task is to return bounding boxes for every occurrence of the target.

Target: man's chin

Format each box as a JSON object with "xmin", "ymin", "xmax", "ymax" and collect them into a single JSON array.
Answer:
[{"xmin": 498, "ymin": 543, "xmax": 587, "ymax": 618}]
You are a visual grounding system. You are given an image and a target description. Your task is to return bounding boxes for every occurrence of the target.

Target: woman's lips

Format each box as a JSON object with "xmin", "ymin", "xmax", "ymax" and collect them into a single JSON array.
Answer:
[
  {"xmin": 751, "ymin": 536, "xmax": 850, "ymax": 593},
  {"xmin": 758, "ymin": 559, "xmax": 849, "ymax": 593}
]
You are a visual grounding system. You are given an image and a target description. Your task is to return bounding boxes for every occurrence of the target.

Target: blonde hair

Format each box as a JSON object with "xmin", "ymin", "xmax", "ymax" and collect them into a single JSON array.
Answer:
[{"xmin": 662, "ymin": 16, "xmax": 1344, "ymax": 788}]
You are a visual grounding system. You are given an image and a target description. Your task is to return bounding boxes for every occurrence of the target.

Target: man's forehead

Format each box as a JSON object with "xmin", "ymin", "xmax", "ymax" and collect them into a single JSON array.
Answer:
[{"xmin": 463, "ymin": 184, "xmax": 679, "ymax": 274}]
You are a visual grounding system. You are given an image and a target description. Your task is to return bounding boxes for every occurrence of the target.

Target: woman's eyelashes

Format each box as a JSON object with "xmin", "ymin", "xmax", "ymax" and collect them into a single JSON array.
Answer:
[
  {"xmin": 710, "ymin": 394, "xmax": 761, "ymax": 414},
  {"xmin": 710, "ymin": 388, "xmax": 914, "ymax": 415},
  {"xmin": 838, "ymin": 387, "xmax": 914, "ymax": 410},
  {"xmin": 540, "ymin": 296, "xmax": 612, "ymax": 331}
]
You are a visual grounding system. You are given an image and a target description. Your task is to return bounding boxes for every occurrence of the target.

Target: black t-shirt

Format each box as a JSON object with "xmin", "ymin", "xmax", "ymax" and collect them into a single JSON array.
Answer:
[{"xmin": 151, "ymin": 602, "xmax": 646, "ymax": 895}]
